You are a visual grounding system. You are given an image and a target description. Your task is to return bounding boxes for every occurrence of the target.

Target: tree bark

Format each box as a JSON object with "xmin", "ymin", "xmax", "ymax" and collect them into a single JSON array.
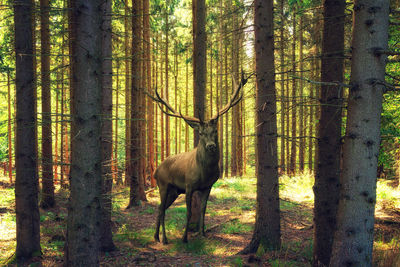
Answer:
[
  {"xmin": 14, "ymin": 0, "xmax": 41, "ymax": 261},
  {"xmin": 7, "ymin": 71, "xmax": 13, "ymax": 183},
  {"xmin": 100, "ymin": 0, "xmax": 116, "ymax": 252},
  {"xmin": 313, "ymin": 0, "xmax": 345, "ymax": 265},
  {"xmin": 127, "ymin": 0, "xmax": 143, "ymax": 208},
  {"xmin": 40, "ymin": 0, "xmax": 55, "ymax": 209},
  {"xmin": 191, "ymin": 0, "xmax": 206, "ymax": 227},
  {"xmin": 289, "ymin": 12, "xmax": 297, "ymax": 175},
  {"xmin": 242, "ymin": 0, "xmax": 280, "ymax": 254},
  {"xmin": 330, "ymin": 1, "xmax": 389, "ymax": 266},
  {"xmin": 124, "ymin": 0, "xmax": 131, "ymax": 185},
  {"xmin": 66, "ymin": 1, "xmax": 103, "ymax": 265}
]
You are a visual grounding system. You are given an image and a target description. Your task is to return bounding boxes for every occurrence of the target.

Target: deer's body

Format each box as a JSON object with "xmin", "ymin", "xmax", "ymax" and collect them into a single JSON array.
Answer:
[
  {"xmin": 150, "ymin": 72, "xmax": 248, "ymax": 244},
  {"xmin": 154, "ymin": 121, "xmax": 220, "ymax": 244}
]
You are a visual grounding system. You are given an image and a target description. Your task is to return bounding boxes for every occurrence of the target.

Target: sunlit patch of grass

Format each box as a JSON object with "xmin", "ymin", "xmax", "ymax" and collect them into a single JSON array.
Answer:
[
  {"xmin": 171, "ymin": 237, "xmax": 218, "ymax": 255},
  {"xmin": 280, "ymin": 171, "xmax": 314, "ymax": 204},
  {"xmin": 0, "ymin": 187, "xmax": 16, "ymax": 263},
  {"xmin": 376, "ymin": 179, "xmax": 400, "ymax": 211},
  {"xmin": 221, "ymin": 219, "xmax": 252, "ymax": 234}
]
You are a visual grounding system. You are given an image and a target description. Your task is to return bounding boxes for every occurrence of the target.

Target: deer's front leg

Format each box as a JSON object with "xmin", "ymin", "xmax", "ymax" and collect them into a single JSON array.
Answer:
[
  {"xmin": 199, "ymin": 188, "xmax": 211, "ymax": 237},
  {"xmin": 183, "ymin": 188, "xmax": 193, "ymax": 243}
]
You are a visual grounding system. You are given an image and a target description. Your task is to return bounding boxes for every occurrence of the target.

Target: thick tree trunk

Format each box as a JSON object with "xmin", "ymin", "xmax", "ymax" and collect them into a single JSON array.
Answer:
[
  {"xmin": 65, "ymin": 0, "xmax": 103, "ymax": 265},
  {"xmin": 330, "ymin": 1, "xmax": 389, "ymax": 266},
  {"xmin": 241, "ymin": 0, "xmax": 281, "ymax": 253},
  {"xmin": 40, "ymin": 0, "xmax": 55, "ymax": 209},
  {"xmin": 191, "ymin": 0, "xmax": 206, "ymax": 227},
  {"xmin": 100, "ymin": 0, "xmax": 115, "ymax": 252},
  {"xmin": 14, "ymin": 0, "xmax": 41, "ymax": 261},
  {"xmin": 313, "ymin": 0, "xmax": 345, "ymax": 265}
]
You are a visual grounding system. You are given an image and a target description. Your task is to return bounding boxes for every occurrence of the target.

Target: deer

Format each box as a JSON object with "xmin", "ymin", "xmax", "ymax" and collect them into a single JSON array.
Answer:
[{"xmin": 149, "ymin": 73, "xmax": 249, "ymax": 244}]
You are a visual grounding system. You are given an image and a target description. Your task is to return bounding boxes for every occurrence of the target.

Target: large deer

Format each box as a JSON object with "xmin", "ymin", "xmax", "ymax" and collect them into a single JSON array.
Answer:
[{"xmin": 150, "ymin": 73, "xmax": 249, "ymax": 244}]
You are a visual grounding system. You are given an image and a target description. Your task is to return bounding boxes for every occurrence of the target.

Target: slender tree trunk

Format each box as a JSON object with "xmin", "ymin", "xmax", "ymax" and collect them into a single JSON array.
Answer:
[
  {"xmin": 191, "ymin": 0, "xmax": 206, "ymax": 228},
  {"xmin": 100, "ymin": 0, "xmax": 115, "ymax": 252},
  {"xmin": 330, "ymin": 1, "xmax": 389, "ymax": 265},
  {"xmin": 299, "ymin": 16, "xmax": 305, "ymax": 172},
  {"xmin": 313, "ymin": 0, "xmax": 345, "ymax": 265},
  {"xmin": 127, "ymin": 0, "xmax": 143, "ymax": 208},
  {"xmin": 66, "ymin": 1, "xmax": 103, "ymax": 265},
  {"xmin": 289, "ymin": 12, "xmax": 297, "ymax": 175},
  {"xmin": 14, "ymin": 0, "xmax": 41, "ymax": 261},
  {"xmin": 279, "ymin": 0, "xmax": 285, "ymax": 173},
  {"xmin": 115, "ymin": 60, "xmax": 121, "ymax": 184},
  {"xmin": 54, "ymin": 72, "xmax": 59, "ymax": 184},
  {"xmin": 40, "ymin": 0, "xmax": 55, "ymax": 209},
  {"xmin": 242, "ymin": 0, "xmax": 281, "ymax": 253},
  {"xmin": 125, "ymin": 0, "xmax": 131, "ymax": 185},
  {"xmin": 185, "ymin": 48, "xmax": 189, "ymax": 152},
  {"xmin": 144, "ymin": 0, "xmax": 155, "ymax": 188},
  {"xmin": 165, "ymin": 5, "xmax": 170, "ymax": 158},
  {"xmin": 7, "ymin": 71, "xmax": 13, "ymax": 183}
]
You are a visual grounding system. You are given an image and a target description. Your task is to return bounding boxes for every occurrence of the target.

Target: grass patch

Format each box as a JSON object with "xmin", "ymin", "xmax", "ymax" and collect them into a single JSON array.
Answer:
[
  {"xmin": 171, "ymin": 238, "xmax": 217, "ymax": 255},
  {"xmin": 221, "ymin": 219, "xmax": 252, "ymax": 234},
  {"xmin": 376, "ymin": 179, "xmax": 400, "ymax": 210}
]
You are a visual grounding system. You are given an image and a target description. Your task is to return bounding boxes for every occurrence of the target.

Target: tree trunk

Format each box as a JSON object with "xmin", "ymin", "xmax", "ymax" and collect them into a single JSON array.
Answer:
[
  {"xmin": 330, "ymin": 1, "xmax": 389, "ymax": 266},
  {"xmin": 279, "ymin": 0, "xmax": 285, "ymax": 173},
  {"xmin": 66, "ymin": 1, "xmax": 103, "ymax": 265},
  {"xmin": 127, "ymin": 0, "xmax": 143, "ymax": 208},
  {"xmin": 13, "ymin": 0, "xmax": 41, "ymax": 261},
  {"xmin": 124, "ymin": 1, "xmax": 131, "ymax": 185},
  {"xmin": 289, "ymin": 12, "xmax": 297, "ymax": 175},
  {"xmin": 299, "ymin": 16, "xmax": 305, "ymax": 172},
  {"xmin": 144, "ymin": 0, "xmax": 156, "ymax": 188},
  {"xmin": 313, "ymin": 0, "xmax": 345, "ymax": 265},
  {"xmin": 191, "ymin": 0, "xmax": 206, "ymax": 228},
  {"xmin": 7, "ymin": 71, "xmax": 13, "ymax": 183},
  {"xmin": 100, "ymin": 0, "xmax": 116, "ymax": 252},
  {"xmin": 165, "ymin": 5, "xmax": 170, "ymax": 158},
  {"xmin": 40, "ymin": 0, "xmax": 55, "ymax": 209},
  {"xmin": 242, "ymin": 0, "xmax": 281, "ymax": 253}
]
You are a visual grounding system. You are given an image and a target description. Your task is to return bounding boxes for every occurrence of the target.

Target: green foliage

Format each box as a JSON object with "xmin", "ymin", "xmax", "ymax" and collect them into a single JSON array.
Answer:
[{"xmin": 172, "ymin": 238, "xmax": 217, "ymax": 255}]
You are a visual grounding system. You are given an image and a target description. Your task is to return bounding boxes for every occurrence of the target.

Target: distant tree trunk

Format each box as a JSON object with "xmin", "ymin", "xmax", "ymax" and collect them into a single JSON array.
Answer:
[
  {"xmin": 289, "ymin": 12, "xmax": 297, "ymax": 175},
  {"xmin": 231, "ymin": 9, "xmax": 238, "ymax": 176},
  {"xmin": 13, "ymin": 0, "xmax": 41, "ymax": 261},
  {"xmin": 330, "ymin": 1, "xmax": 389, "ymax": 265},
  {"xmin": 127, "ymin": 0, "xmax": 143, "ymax": 208},
  {"xmin": 66, "ymin": 1, "xmax": 103, "ymax": 265},
  {"xmin": 299, "ymin": 16, "xmax": 305, "ymax": 172},
  {"xmin": 224, "ymin": 33, "xmax": 229, "ymax": 177},
  {"xmin": 144, "ymin": 0, "xmax": 156, "ymax": 187},
  {"xmin": 7, "ymin": 71, "xmax": 13, "ymax": 183},
  {"xmin": 165, "ymin": 5, "xmax": 170, "ymax": 158},
  {"xmin": 124, "ymin": 1, "xmax": 131, "ymax": 185},
  {"xmin": 218, "ymin": 2, "xmax": 224, "ymax": 175},
  {"xmin": 40, "ymin": 0, "xmax": 55, "ymax": 209},
  {"xmin": 174, "ymin": 41, "xmax": 179, "ymax": 155},
  {"xmin": 54, "ymin": 73, "xmax": 59, "ymax": 184},
  {"xmin": 313, "ymin": 0, "xmax": 345, "ymax": 265},
  {"xmin": 242, "ymin": 0, "xmax": 281, "ymax": 253},
  {"xmin": 279, "ymin": 0, "xmax": 285, "ymax": 172},
  {"xmin": 115, "ymin": 61, "xmax": 121, "ymax": 184},
  {"xmin": 99, "ymin": 0, "xmax": 115, "ymax": 252},
  {"xmin": 191, "ymin": 0, "xmax": 206, "ymax": 228},
  {"xmin": 185, "ymin": 48, "xmax": 189, "ymax": 152}
]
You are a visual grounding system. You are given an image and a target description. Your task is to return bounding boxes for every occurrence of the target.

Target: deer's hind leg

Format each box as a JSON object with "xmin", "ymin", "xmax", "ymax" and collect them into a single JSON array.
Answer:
[
  {"xmin": 161, "ymin": 186, "xmax": 179, "ymax": 244},
  {"xmin": 154, "ymin": 184, "xmax": 168, "ymax": 243}
]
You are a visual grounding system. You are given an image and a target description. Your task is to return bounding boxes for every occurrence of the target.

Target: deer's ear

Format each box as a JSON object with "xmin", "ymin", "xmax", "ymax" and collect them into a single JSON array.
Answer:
[{"xmin": 187, "ymin": 121, "xmax": 200, "ymax": 130}]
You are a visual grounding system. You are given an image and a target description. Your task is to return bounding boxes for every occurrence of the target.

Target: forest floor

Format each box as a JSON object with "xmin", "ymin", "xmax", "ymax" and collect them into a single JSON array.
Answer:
[{"xmin": 0, "ymin": 172, "xmax": 400, "ymax": 266}]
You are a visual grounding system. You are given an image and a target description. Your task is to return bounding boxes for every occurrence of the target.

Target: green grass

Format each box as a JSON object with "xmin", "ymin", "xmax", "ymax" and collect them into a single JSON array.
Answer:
[
  {"xmin": 171, "ymin": 238, "xmax": 218, "ymax": 255},
  {"xmin": 221, "ymin": 219, "xmax": 252, "ymax": 234},
  {"xmin": 376, "ymin": 179, "xmax": 400, "ymax": 210}
]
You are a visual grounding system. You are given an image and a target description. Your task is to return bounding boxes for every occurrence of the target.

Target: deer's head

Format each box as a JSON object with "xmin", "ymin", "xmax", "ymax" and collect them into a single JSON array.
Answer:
[{"xmin": 148, "ymin": 72, "xmax": 250, "ymax": 153}]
